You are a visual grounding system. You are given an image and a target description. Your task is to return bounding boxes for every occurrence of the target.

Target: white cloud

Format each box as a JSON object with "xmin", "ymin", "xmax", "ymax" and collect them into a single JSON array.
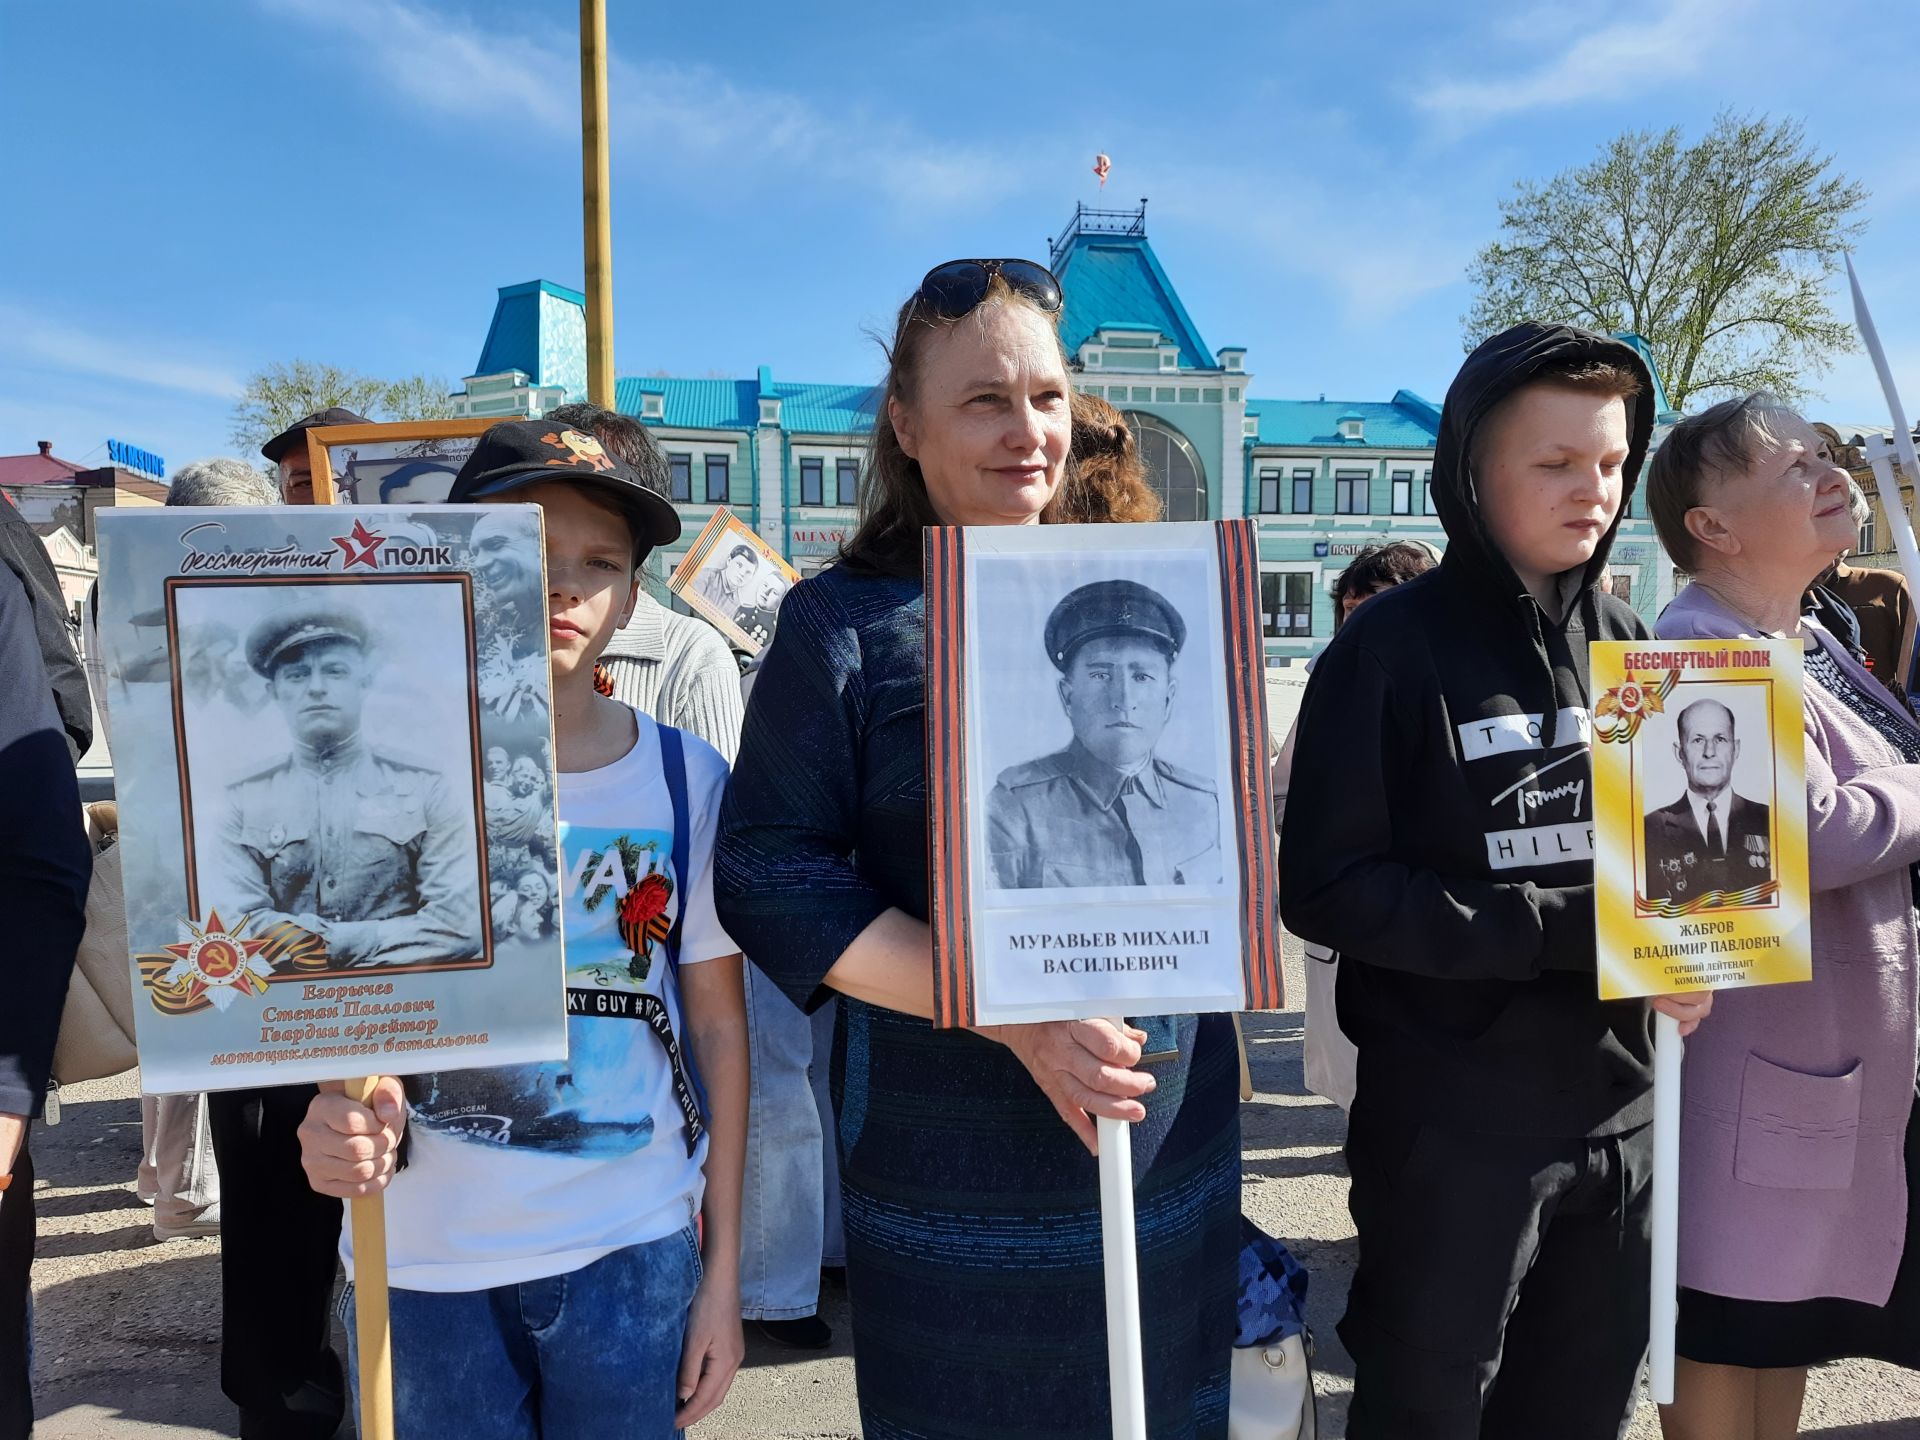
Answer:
[
  {"xmin": 259, "ymin": 0, "xmax": 1023, "ymax": 213},
  {"xmin": 0, "ymin": 303, "xmax": 243, "ymax": 401},
  {"xmin": 1416, "ymin": 0, "xmax": 1739, "ymax": 128}
]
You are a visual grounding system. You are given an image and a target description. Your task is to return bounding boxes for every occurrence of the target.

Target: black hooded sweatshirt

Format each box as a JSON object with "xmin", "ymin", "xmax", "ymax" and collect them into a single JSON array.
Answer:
[{"xmin": 1279, "ymin": 324, "xmax": 1657, "ymax": 1138}]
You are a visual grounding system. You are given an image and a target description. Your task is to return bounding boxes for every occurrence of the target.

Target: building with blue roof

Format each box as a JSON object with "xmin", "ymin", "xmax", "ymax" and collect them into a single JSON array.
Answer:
[{"xmin": 453, "ymin": 200, "xmax": 1681, "ymax": 658}]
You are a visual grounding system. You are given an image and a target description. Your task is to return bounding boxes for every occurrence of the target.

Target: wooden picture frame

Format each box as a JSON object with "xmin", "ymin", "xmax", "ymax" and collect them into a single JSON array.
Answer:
[
  {"xmin": 669, "ymin": 507, "xmax": 801, "ymax": 656},
  {"xmin": 307, "ymin": 419, "xmax": 498, "ymax": 507}
]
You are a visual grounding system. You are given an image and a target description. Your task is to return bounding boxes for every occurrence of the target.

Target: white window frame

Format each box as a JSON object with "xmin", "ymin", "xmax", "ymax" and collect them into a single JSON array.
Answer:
[{"xmin": 1260, "ymin": 560, "xmax": 1320, "ymax": 640}]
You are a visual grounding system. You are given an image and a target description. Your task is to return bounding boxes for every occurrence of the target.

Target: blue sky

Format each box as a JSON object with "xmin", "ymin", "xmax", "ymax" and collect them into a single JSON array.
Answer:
[{"xmin": 3, "ymin": 0, "xmax": 1917, "ymax": 472}]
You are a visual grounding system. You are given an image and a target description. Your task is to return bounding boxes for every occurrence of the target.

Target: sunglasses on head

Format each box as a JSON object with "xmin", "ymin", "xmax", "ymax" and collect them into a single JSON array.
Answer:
[{"xmin": 914, "ymin": 258, "xmax": 1063, "ymax": 320}]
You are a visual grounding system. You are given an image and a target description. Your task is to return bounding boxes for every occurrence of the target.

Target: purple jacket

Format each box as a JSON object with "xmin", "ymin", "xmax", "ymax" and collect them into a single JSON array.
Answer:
[{"xmin": 1658, "ymin": 584, "xmax": 1920, "ymax": 1304}]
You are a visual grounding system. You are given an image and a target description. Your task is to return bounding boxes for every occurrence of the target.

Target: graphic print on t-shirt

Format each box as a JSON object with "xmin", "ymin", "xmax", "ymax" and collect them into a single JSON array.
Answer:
[
  {"xmin": 406, "ymin": 823, "xmax": 701, "ymax": 1158},
  {"xmin": 1456, "ymin": 706, "xmax": 1596, "ymax": 872}
]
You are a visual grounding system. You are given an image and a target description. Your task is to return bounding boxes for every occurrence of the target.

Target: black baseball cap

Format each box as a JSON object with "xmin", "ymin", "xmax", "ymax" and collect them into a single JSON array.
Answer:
[
  {"xmin": 447, "ymin": 420, "xmax": 681, "ymax": 550},
  {"xmin": 261, "ymin": 407, "xmax": 373, "ymax": 464}
]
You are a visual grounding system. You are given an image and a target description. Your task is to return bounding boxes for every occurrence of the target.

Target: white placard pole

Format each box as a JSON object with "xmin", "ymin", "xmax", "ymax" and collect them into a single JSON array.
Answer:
[
  {"xmin": 1648, "ymin": 1011, "xmax": 1683, "ymax": 1405},
  {"xmin": 1097, "ymin": 1114, "xmax": 1148, "ymax": 1440},
  {"xmin": 1846, "ymin": 257, "xmax": 1920, "ymax": 603}
]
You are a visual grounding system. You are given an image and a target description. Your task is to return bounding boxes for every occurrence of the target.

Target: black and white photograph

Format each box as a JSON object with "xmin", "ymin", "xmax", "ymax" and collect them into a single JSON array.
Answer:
[
  {"xmin": 310, "ymin": 421, "xmax": 491, "ymax": 506},
  {"xmin": 670, "ymin": 506, "xmax": 801, "ymax": 654},
  {"xmin": 1638, "ymin": 682, "xmax": 1777, "ymax": 909},
  {"xmin": 173, "ymin": 578, "xmax": 488, "ymax": 977},
  {"xmin": 924, "ymin": 520, "xmax": 1281, "ymax": 1030},
  {"xmin": 975, "ymin": 554, "xmax": 1228, "ymax": 894}
]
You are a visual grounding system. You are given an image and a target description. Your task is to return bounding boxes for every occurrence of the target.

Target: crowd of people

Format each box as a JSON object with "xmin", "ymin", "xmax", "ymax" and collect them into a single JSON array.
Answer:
[{"xmin": 3, "ymin": 249, "xmax": 1919, "ymax": 1440}]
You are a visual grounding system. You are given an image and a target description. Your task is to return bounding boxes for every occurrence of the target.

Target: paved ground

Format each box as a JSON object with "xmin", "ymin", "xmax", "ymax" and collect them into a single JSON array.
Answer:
[{"xmin": 25, "ymin": 675, "xmax": 1920, "ymax": 1435}]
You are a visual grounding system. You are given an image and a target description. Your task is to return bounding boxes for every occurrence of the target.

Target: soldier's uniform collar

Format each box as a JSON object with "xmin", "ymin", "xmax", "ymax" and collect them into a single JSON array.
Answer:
[
  {"xmin": 294, "ymin": 731, "xmax": 368, "ymax": 777},
  {"xmin": 1064, "ymin": 740, "xmax": 1166, "ymax": 811}
]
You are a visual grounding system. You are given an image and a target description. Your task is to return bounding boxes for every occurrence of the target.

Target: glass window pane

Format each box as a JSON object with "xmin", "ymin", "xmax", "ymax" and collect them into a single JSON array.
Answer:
[
  {"xmin": 800, "ymin": 458, "xmax": 823, "ymax": 507},
  {"xmin": 1292, "ymin": 472, "xmax": 1313, "ymax": 514},
  {"xmin": 836, "ymin": 459, "xmax": 860, "ymax": 506},
  {"xmin": 1122, "ymin": 411, "xmax": 1207, "ymax": 522},
  {"xmin": 1259, "ymin": 471, "xmax": 1280, "ymax": 514},
  {"xmin": 705, "ymin": 455, "xmax": 729, "ymax": 503},
  {"xmin": 669, "ymin": 454, "xmax": 691, "ymax": 503}
]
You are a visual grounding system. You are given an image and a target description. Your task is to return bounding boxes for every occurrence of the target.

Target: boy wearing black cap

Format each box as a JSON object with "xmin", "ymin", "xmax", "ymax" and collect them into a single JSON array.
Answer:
[
  {"xmin": 299, "ymin": 421, "xmax": 748, "ymax": 1435},
  {"xmin": 1281, "ymin": 325, "xmax": 1711, "ymax": 1438}
]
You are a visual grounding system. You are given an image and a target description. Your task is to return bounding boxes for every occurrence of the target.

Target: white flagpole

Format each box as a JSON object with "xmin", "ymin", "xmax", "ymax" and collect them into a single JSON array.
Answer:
[
  {"xmin": 1844, "ymin": 257, "xmax": 1920, "ymax": 600},
  {"xmin": 1097, "ymin": 1114, "xmax": 1148, "ymax": 1440},
  {"xmin": 1648, "ymin": 1012, "xmax": 1684, "ymax": 1404}
]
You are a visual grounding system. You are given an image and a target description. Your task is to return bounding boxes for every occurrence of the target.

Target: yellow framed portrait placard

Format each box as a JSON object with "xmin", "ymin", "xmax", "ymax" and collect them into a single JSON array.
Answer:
[{"xmin": 1590, "ymin": 639, "xmax": 1811, "ymax": 1000}]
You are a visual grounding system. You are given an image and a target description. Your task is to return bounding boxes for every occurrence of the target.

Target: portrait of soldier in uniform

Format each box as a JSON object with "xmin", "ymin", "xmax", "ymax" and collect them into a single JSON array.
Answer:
[
  {"xmin": 730, "ymin": 570, "xmax": 790, "ymax": 650},
  {"xmin": 1643, "ymin": 695, "xmax": 1773, "ymax": 906},
  {"xmin": 987, "ymin": 578, "xmax": 1221, "ymax": 890},
  {"xmin": 217, "ymin": 601, "xmax": 484, "ymax": 970},
  {"xmin": 697, "ymin": 542, "xmax": 760, "ymax": 613}
]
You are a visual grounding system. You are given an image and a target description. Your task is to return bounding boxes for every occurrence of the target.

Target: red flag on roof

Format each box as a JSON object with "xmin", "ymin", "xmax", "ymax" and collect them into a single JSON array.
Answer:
[{"xmin": 1092, "ymin": 153, "xmax": 1111, "ymax": 188}]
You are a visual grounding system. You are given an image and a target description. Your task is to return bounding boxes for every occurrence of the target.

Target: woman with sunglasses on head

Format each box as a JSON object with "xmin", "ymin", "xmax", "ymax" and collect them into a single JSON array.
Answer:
[{"xmin": 714, "ymin": 260, "xmax": 1238, "ymax": 1438}]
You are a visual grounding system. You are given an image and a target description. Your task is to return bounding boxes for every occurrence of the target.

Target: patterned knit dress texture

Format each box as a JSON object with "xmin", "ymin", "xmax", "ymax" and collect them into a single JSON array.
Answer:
[{"xmin": 715, "ymin": 564, "xmax": 1240, "ymax": 1440}]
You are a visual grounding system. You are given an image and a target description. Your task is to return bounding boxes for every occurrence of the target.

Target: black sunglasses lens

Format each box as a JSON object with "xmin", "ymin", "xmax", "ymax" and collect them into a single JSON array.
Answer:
[
  {"xmin": 918, "ymin": 261, "xmax": 991, "ymax": 319},
  {"xmin": 998, "ymin": 260, "xmax": 1062, "ymax": 312}
]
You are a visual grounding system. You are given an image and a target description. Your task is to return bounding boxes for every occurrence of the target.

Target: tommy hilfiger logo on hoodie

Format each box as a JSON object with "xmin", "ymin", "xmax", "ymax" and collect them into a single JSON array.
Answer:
[{"xmin": 1460, "ymin": 708, "xmax": 1596, "ymax": 870}]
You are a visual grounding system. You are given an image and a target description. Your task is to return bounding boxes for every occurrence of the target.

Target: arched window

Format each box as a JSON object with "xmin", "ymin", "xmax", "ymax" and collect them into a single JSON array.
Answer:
[{"xmin": 1124, "ymin": 412, "xmax": 1207, "ymax": 521}]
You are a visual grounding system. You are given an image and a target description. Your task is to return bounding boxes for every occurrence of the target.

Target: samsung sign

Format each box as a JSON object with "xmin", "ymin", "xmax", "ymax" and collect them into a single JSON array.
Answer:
[{"xmin": 106, "ymin": 438, "xmax": 165, "ymax": 478}]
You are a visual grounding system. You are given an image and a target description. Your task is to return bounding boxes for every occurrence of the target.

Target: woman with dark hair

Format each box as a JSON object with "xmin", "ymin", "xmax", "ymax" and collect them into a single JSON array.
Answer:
[
  {"xmin": 714, "ymin": 260, "xmax": 1239, "ymax": 1438},
  {"xmin": 1070, "ymin": 390, "xmax": 1163, "ymax": 524}
]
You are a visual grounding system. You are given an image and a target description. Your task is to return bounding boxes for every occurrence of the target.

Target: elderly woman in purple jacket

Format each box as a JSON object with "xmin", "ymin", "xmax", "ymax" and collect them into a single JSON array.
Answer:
[{"xmin": 1647, "ymin": 394, "xmax": 1920, "ymax": 1439}]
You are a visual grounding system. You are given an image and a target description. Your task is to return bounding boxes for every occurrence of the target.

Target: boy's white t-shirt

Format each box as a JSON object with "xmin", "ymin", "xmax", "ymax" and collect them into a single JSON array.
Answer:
[{"xmin": 343, "ymin": 710, "xmax": 737, "ymax": 1292}]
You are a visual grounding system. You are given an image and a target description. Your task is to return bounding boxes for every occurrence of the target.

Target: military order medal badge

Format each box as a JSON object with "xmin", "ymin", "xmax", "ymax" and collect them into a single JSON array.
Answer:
[
  {"xmin": 95, "ymin": 504, "xmax": 570, "ymax": 1093},
  {"xmin": 924, "ymin": 520, "xmax": 1282, "ymax": 1028},
  {"xmin": 1590, "ymin": 639, "xmax": 1812, "ymax": 1000}
]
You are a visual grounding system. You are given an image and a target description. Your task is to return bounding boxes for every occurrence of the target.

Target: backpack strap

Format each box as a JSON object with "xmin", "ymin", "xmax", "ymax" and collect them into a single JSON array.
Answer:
[
  {"xmin": 660, "ymin": 721, "xmax": 691, "ymax": 975},
  {"xmin": 656, "ymin": 721, "xmax": 709, "ymax": 1137}
]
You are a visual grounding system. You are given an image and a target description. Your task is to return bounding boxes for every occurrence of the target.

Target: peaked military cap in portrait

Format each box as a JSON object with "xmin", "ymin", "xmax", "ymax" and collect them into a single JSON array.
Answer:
[
  {"xmin": 246, "ymin": 604, "xmax": 372, "ymax": 677},
  {"xmin": 1043, "ymin": 579, "xmax": 1187, "ymax": 671},
  {"xmin": 446, "ymin": 419, "xmax": 681, "ymax": 550}
]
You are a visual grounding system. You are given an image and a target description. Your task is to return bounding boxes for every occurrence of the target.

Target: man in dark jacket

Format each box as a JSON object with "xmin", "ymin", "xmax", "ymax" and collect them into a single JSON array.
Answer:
[
  {"xmin": 0, "ymin": 562, "xmax": 92, "ymax": 1440},
  {"xmin": 1643, "ymin": 698, "xmax": 1772, "ymax": 905},
  {"xmin": 1280, "ymin": 323, "xmax": 1710, "ymax": 1438},
  {"xmin": 0, "ymin": 493, "xmax": 90, "ymax": 762}
]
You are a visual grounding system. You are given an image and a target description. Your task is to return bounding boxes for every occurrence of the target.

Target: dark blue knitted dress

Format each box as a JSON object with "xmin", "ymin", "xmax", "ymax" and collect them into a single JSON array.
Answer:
[{"xmin": 714, "ymin": 564, "xmax": 1239, "ymax": 1440}]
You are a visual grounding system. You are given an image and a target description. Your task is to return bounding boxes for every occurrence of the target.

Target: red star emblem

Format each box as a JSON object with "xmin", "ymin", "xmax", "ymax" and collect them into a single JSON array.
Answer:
[
  {"xmin": 332, "ymin": 519, "xmax": 385, "ymax": 569},
  {"xmin": 162, "ymin": 910, "xmax": 273, "ymax": 1009}
]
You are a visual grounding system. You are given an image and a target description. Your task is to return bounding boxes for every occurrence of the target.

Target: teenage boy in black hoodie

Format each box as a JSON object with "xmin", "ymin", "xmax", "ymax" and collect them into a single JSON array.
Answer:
[{"xmin": 1281, "ymin": 323, "xmax": 1712, "ymax": 1438}]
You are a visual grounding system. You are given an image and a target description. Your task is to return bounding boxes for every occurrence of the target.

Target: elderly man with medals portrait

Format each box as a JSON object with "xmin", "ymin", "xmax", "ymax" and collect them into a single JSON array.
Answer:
[
  {"xmin": 987, "ymin": 577, "xmax": 1221, "ymax": 890},
  {"xmin": 1643, "ymin": 694, "xmax": 1774, "ymax": 907}
]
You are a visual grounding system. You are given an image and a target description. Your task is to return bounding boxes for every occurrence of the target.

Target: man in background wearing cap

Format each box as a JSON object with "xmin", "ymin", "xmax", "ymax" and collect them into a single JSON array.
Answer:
[
  {"xmin": 988, "ymin": 578, "xmax": 1220, "ymax": 890},
  {"xmin": 221, "ymin": 605, "xmax": 477, "ymax": 968},
  {"xmin": 261, "ymin": 407, "xmax": 371, "ymax": 505}
]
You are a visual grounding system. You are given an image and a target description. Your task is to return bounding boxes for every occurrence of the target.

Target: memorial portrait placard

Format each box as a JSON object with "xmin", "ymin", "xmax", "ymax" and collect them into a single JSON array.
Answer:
[
  {"xmin": 669, "ymin": 506, "xmax": 800, "ymax": 655},
  {"xmin": 308, "ymin": 419, "xmax": 494, "ymax": 507},
  {"xmin": 95, "ymin": 504, "xmax": 568, "ymax": 1092},
  {"xmin": 1590, "ymin": 639, "xmax": 1812, "ymax": 1000},
  {"xmin": 925, "ymin": 520, "xmax": 1282, "ymax": 1028}
]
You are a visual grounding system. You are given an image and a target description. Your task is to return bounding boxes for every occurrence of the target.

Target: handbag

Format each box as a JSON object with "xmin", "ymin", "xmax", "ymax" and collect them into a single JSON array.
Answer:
[
  {"xmin": 51, "ymin": 802, "xmax": 139, "ymax": 1086},
  {"xmin": 1229, "ymin": 1217, "xmax": 1317, "ymax": 1440},
  {"xmin": 1229, "ymin": 1333, "xmax": 1316, "ymax": 1440}
]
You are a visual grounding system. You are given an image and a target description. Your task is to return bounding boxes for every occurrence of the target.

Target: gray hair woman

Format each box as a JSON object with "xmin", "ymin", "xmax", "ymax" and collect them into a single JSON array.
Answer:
[
  {"xmin": 164, "ymin": 456, "xmax": 280, "ymax": 508},
  {"xmin": 1647, "ymin": 394, "xmax": 1920, "ymax": 1437}
]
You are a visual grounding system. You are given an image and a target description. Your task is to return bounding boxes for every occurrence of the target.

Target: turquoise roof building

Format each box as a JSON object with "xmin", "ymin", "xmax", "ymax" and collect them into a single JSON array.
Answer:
[{"xmin": 455, "ymin": 200, "xmax": 1681, "ymax": 657}]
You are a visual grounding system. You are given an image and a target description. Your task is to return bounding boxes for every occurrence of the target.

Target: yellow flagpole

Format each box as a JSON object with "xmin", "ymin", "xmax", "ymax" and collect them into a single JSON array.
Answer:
[
  {"xmin": 580, "ymin": 0, "xmax": 615, "ymax": 407},
  {"xmin": 344, "ymin": 1075, "xmax": 395, "ymax": 1440}
]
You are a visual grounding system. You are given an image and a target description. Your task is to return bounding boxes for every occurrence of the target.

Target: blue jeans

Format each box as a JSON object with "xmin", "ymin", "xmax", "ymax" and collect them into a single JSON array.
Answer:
[
  {"xmin": 739, "ymin": 966, "xmax": 834, "ymax": 1317},
  {"xmin": 341, "ymin": 1226, "xmax": 702, "ymax": 1439}
]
